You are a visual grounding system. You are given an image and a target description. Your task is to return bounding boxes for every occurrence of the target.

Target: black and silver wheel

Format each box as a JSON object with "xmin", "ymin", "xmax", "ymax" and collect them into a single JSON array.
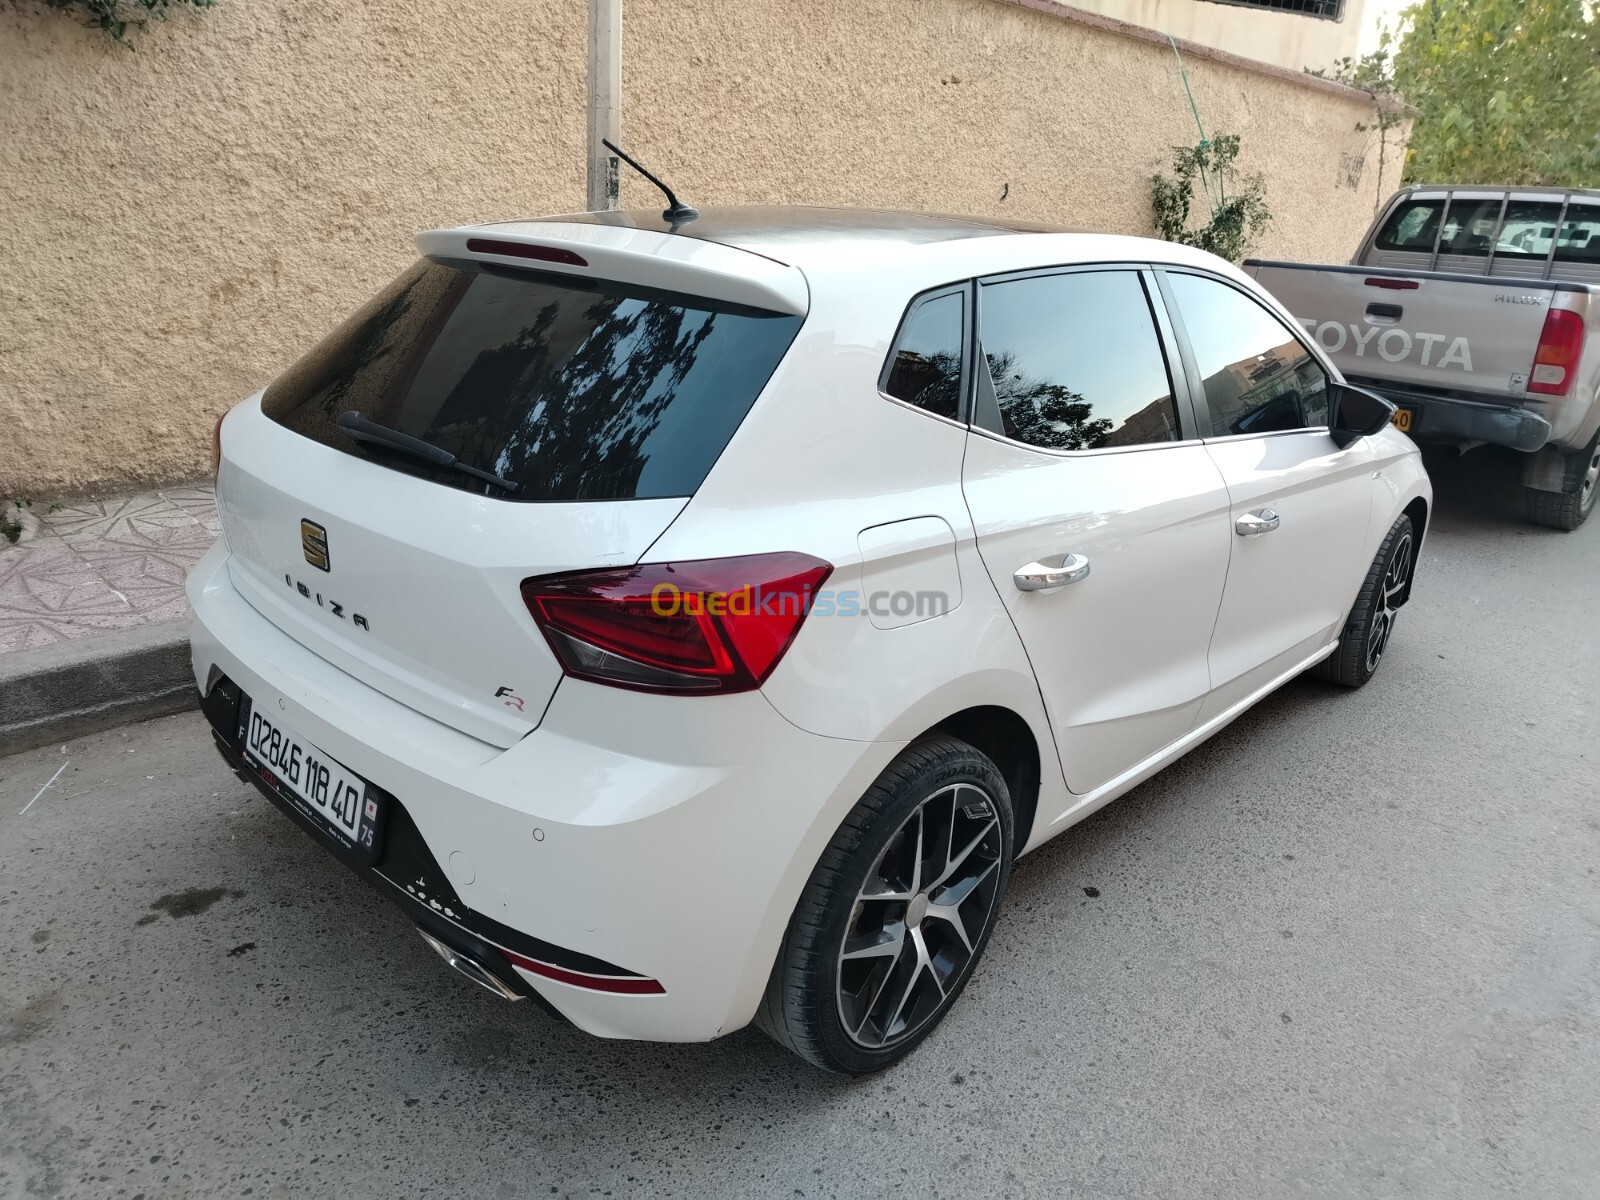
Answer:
[
  {"xmin": 1524, "ymin": 438, "xmax": 1599, "ymax": 531},
  {"xmin": 1315, "ymin": 513, "xmax": 1415, "ymax": 688},
  {"xmin": 756, "ymin": 736, "xmax": 1013, "ymax": 1073}
]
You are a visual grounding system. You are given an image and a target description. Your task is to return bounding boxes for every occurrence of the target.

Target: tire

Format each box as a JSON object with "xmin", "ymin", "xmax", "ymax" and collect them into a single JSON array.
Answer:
[
  {"xmin": 1314, "ymin": 513, "xmax": 1415, "ymax": 689},
  {"xmin": 755, "ymin": 735, "xmax": 1014, "ymax": 1074},
  {"xmin": 1525, "ymin": 437, "xmax": 1600, "ymax": 531}
]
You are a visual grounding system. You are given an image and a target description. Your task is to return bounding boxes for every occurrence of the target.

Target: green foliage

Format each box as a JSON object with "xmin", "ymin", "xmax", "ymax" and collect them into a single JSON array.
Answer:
[
  {"xmin": 2, "ymin": 499, "xmax": 29, "ymax": 546},
  {"xmin": 1150, "ymin": 134, "xmax": 1273, "ymax": 263},
  {"xmin": 15, "ymin": 0, "xmax": 219, "ymax": 45},
  {"xmin": 1392, "ymin": 0, "xmax": 1600, "ymax": 186}
]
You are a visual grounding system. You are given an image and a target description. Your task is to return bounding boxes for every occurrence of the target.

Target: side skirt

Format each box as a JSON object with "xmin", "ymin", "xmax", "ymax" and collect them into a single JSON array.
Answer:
[{"xmin": 1026, "ymin": 639, "xmax": 1340, "ymax": 849}]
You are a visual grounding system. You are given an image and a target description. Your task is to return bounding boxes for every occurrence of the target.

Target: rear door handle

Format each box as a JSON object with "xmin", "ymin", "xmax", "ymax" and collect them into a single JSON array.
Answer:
[
  {"xmin": 1235, "ymin": 508, "xmax": 1280, "ymax": 537},
  {"xmin": 1014, "ymin": 553, "xmax": 1090, "ymax": 592}
]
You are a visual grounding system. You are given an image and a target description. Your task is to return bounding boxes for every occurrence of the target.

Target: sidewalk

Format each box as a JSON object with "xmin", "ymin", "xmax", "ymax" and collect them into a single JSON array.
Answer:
[{"xmin": 0, "ymin": 485, "xmax": 218, "ymax": 654}]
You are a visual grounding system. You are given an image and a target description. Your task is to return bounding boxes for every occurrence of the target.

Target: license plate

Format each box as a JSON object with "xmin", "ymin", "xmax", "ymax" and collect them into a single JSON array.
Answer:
[
  {"xmin": 241, "ymin": 700, "xmax": 383, "ymax": 857},
  {"xmin": 1392, "ymin": 406, "xmax": 1416, "ymax": 433}
]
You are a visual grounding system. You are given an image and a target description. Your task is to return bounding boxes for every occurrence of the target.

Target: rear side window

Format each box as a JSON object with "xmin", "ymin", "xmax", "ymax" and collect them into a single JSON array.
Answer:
[
  {"xmin": 881, "ymin": 289, "xmax": 965, "ymax": 421},
  {"xmin": 262, "ymin": 259, "xmax": 803, "ymax": 502},
  {"xmin": 1168, "ymin": 273, "xmax": 1329, "ymax": 437},
  {"xmin": 975, "ymin": 271, "xmax": 1180, "ymax": 452}
]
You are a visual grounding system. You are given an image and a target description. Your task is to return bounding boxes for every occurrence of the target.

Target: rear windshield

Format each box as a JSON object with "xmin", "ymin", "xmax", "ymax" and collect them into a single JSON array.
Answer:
[
  {"xmin": 261, "ymin": 258, "xmax": 803, "ymax": 502},
  {"xmin": 1374, "ymin": 197, "xmax": 1600, "ymax": 264}
]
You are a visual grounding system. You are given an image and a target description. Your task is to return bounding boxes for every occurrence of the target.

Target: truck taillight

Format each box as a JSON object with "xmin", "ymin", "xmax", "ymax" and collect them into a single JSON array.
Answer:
[
  {"xmin": 521, "ymin": 553, "xmax": 832, "ymax": 695},
  {"xmin": 1529, "ymin": 309, "xmax": 1585, "ymax": 396}
]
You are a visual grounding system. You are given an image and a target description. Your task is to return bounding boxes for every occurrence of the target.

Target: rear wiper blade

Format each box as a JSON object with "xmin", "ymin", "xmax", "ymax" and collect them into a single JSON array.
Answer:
[{"xmin": 336, "ymin": 411, "xmax": 519, "ymax": 494}]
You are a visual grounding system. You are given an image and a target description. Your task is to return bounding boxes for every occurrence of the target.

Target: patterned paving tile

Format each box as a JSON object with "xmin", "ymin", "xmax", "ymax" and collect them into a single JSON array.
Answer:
[
  {"xmin": 45, "ymin": 493, "xmax": 205, "ymax": 543},
  {"xmin": 0, "ymin": 536, "xmax": 142, "ymax": 653},
  {"xmin": 0, "ymin": 485, "xmax": 218, "ymax": 653},
  {"xmin": 83, "ymin": 544, "xmax": 203, "ymax": 615},
  {"xmin": 160, "ymin": 484, "xmax": 222, "ymax": 535}
]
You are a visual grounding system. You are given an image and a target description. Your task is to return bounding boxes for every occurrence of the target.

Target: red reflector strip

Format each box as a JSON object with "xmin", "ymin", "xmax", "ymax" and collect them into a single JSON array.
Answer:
[
  {"xmin": 1365, "ymin": 278, "xmax": 1420, "ymax": 290},
  {"xmin": 502, "ymin": 949, "xmax": 666, "ymax": 995},
  {"xmin": 465, "ymin": 238, "xmax": 588, "ymax": 267}
]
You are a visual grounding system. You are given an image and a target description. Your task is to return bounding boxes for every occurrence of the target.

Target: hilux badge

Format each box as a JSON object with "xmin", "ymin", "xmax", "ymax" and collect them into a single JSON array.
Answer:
[{"xmin": 301, "ymin": 519, "xmax": 330, "ymax": 571}]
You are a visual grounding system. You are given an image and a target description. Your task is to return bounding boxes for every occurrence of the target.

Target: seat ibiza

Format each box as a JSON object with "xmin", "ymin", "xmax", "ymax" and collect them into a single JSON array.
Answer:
[{"xmin": 190, "ymin": 206, "xmax": 1430, "ymax": 1073}]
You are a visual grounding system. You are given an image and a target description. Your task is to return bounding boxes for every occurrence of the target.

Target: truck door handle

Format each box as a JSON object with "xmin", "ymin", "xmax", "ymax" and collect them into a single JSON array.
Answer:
[
  {"xmin": 1014, "ymin": 553, "xmax": 1090, "ymax": 591},
  {"xmin": 1235, "ymin": 509, "xmax": 1281, "ymax": 537},
  {"xmin": 1365, "ymin": 302, "xmax": 1403, "ymax": 320}
]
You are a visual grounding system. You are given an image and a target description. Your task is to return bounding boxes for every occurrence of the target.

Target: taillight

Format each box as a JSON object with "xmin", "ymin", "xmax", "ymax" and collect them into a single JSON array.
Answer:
[
  {"xmin": 1529, "ymin": 309, "xmax": 1586, "ymax": 396},
  {"xmin": 522, "ymin": 553, "xmax": 832, "ymax": 694},
  {"xmin": 212, "ymin": 411, "xmax": 226, "ymax": 472}
]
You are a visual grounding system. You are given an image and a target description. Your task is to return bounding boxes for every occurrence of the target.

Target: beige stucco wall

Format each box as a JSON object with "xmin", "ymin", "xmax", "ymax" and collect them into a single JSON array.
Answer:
[{"xmin": 0, "ymin": 0, "xmax": 1406, "ymax": 496}]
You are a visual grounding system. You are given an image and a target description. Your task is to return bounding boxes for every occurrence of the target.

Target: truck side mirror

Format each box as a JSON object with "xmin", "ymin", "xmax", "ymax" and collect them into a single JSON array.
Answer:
[{"xmin": 1329, "ymin": 384, "xmax": 1397, "ymax": 449}]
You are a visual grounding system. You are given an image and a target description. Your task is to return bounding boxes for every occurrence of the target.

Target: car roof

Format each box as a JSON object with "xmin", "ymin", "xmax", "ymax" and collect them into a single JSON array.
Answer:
[
  {"xmin": 485, "ymin": 205, "xmax": 1079, "ymax": 268},
  {"xmin": 445, "ymin": 205, "xmax": 1248, "ymax": 307}
]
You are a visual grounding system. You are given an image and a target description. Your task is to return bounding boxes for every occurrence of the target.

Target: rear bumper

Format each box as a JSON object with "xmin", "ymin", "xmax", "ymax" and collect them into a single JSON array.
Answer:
[
  {"xmin": 186, "ymin": 542, "xmax": 900, "ymax": 1042},
  {"xmin": 1349, "ymin": 379, "xmax": 1551, "ymax": 452}
]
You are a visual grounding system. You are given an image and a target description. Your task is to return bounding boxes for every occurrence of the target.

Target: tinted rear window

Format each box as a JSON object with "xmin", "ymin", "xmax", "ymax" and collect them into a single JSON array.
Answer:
[
  {"xmin": 1555, "ymin": 204, "xmax": 1600, "ymax": 264},
  {"xmin": 1374, "ymin": 196, "xmax": 1600, "ymax": 264},
  {"xmin": 262, "ymin": 258, "xmax": 803, "ymax": 502}
]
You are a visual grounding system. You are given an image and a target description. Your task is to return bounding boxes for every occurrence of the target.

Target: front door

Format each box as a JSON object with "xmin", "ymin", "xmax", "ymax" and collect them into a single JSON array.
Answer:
[
  {"xmin": 962, "ymin": 267, "xmax": 1233, "ymax": 796},
  {"xmin": 1158, "ymin": 270, "xmax": 1378, "ymax": 722}
]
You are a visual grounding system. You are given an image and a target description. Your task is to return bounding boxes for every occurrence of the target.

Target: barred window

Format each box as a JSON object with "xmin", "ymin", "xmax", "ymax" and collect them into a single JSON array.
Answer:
[{"xmin": 1203, "ymin": 0, "xmax": 1343, "ymax": 18}]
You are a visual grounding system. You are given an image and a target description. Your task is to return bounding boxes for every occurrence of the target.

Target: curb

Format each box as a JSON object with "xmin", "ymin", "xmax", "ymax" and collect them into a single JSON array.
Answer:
[{"xmin": 0, "ymin": 621, "xmax": 195, "ymax": 756}]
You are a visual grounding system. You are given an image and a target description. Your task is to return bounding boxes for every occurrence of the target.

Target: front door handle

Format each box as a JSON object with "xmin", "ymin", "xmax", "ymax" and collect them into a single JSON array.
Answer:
[
  {"xmin": 1235, "ymin": 508, "xmax": 1281, "ymax": 537},
  {"xmin": 1014, "ymin": 552, "xmax": 1090, "ymax": 592}
]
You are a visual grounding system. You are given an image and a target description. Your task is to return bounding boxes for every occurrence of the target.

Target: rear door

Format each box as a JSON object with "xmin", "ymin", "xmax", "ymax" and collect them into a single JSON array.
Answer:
[
  {"xmin": 961, "ymin": 266, "xmax": 1233, "ymax": 796},
  {"xmin": 220, "ymin": 252, "xmax": 804, "ymax": 746},
  {"xmin": 1156, "ymin": 270, "xmax": 1377, "ymax": 722}
]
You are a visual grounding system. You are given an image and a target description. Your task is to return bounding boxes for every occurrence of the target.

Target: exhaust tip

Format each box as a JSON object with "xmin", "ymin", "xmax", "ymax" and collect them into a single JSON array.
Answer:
[{"xmin": 417, "ymin": 929, "xmax": 524, "ymax": 1002}]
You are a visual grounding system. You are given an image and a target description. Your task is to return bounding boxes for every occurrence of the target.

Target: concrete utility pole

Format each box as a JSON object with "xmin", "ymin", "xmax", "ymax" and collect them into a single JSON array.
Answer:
[{"xmin": 586, "ymin": 0, "xmax": 621, "ymax": 211}]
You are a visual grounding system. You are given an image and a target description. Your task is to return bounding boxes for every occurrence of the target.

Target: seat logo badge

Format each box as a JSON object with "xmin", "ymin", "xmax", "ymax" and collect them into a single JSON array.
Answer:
[{"xmin": 301, "ymin": 519, "xmax": 331, "ymax": 572}]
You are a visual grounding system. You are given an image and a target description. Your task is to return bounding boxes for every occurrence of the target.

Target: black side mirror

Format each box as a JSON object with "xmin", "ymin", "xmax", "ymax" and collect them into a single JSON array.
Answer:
[{"xmin": 1329, "ymin": 383, "xmax": 1396, "ymax": 449}]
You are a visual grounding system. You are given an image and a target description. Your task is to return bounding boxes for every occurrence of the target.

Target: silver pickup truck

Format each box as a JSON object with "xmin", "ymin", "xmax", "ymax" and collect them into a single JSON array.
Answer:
[{"xmin": 1247, "ymin": 185, "xmax": 1600, "ymax": 530}]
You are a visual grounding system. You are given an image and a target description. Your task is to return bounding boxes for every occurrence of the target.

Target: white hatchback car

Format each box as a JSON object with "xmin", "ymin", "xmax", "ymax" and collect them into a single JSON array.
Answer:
[{"xmin": 190, "ymin": 206, "xmax": 1431, "ymax": 1073}]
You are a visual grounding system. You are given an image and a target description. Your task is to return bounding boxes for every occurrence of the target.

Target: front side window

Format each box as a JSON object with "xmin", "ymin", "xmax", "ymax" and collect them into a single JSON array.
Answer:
[
  {"xmin": 976, "ymin": 271, "xmax": 1180, "ymax": 452},
  {"xmin": 1168, "ymin": 274, "xmax": 1329, "ymax": 438},
  {"xmin": 882, "ymin": 290, "xmax": 965, "ymax": 420},
  {"xmin": 262, "ymin": 258, "xmax": 803, "ymax": 502}
]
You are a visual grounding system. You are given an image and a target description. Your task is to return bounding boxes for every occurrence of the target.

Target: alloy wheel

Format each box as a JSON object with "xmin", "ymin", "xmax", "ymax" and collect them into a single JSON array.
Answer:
[
  {"xmin": 836, "ymin": 782, "xmax": 1005, "ymax": 1049},
  {"xmin": 1365, "ymin": 529, "xmax": 1414, "ymax": 673},
  {"xmin": 1581, "ymin": 447, "xmax": 1599, "ymax": 512}
]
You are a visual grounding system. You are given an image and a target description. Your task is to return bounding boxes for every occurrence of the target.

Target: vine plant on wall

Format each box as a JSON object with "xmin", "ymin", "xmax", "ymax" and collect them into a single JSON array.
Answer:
[
  {"xmin": 1150, "ymin": 134, "xmax": 1273, "ymax": 264},
  {"xmin": 12, "ymin": 0, "xmax": 218, "ymax": 44}
]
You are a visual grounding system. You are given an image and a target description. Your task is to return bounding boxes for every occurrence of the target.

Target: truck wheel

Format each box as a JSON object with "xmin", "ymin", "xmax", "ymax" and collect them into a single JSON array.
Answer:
[
  {"xmin": 1314, "ymin": 514, "xmax": 1414, "ymax": 689},
  {"xmin": 1524, "ymin": 440, "xmax": 1598, "ymax": 531}
]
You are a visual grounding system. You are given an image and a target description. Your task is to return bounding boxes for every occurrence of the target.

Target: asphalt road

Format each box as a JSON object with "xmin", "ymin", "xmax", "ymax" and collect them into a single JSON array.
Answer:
[{"xmin": 3, "ymin": 451, "xmax": 1597, "ymax": 1200}]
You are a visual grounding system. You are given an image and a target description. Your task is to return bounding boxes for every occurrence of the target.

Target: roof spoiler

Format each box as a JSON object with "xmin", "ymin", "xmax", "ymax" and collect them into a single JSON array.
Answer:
[{"xmin": 415, "ymin": 223, "xmax": 809, "ymax": 316}]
